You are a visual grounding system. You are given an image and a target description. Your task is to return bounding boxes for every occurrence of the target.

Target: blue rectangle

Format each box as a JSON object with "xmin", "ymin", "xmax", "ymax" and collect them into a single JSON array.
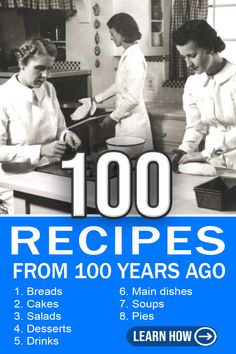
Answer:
[{"xmin": 0, "ymin": 216, "xmax": 234, "ymax": 353}]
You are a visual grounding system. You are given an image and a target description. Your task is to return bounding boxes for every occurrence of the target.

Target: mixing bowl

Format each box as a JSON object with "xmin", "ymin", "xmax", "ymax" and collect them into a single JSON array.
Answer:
[{"xmin": 106, "ymin": 136, "xmax": 145, "ymax": 159}]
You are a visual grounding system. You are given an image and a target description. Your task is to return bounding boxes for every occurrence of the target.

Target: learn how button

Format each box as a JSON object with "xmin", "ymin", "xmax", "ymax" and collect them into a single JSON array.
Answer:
[{"xmin": 127, "ymin": 326, "xmax": 217, "ymax": 347}]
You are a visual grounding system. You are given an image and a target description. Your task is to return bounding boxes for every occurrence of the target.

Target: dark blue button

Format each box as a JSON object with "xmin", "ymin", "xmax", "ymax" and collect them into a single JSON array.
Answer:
[
  {"xmin": 194, "ymin": 327, "xmax": 217, "ymax": 346},
  {"xmin": 127, "ymin": 326, "xmax": 217, "ymax": 346}
]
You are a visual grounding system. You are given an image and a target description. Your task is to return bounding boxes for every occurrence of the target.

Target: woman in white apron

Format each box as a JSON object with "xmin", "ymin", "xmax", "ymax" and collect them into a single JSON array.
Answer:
[
  {"xmin": 171, "ymin": 20, "xmax": 236, "ymax": 173},
  {"xmin": 79, "ymin": 13, "xmax": 153, "ymax": 151},
  {"xmin": 0, "ymin": 38, "xmax": 81, "ymax": 213}
]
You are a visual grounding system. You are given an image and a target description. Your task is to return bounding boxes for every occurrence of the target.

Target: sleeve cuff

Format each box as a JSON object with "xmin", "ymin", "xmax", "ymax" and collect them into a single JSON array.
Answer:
[
  {"xmin": 59, "ymin": 129, "xmax": 69, "ymax": 141},
  {"xmin": 30, "ymin": 145, "xmax": 42, "ymax": 165},
  {"xmin": 94, "ymin": 94, "xmax": 103, "ymax": 104},
  {"xmin": 110, "ymin": 112, "xmax": 120, "ymax": 123},
  {"xmin": 201, "ymin": 148, "xmax": 214, "ymax": 161}
]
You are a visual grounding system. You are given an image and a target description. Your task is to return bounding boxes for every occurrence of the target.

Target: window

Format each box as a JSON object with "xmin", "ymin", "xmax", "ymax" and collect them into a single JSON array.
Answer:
[{"xmin": 208, "ymin": 0, "xmax": 236, "ymax": 63}]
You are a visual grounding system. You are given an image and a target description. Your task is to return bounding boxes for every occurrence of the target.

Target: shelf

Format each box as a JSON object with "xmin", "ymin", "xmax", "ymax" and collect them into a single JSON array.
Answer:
[
  {"xmin": 150, "ymin": 0, "xmax": 171, "ymax": 51},
  {"xmin": 53, "ymin": 41, "xmax": 66, "ymax": 44}
]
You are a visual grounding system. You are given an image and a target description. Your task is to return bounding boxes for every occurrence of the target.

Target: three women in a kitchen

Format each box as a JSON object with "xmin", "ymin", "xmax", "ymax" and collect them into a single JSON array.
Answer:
[
  {"xmin": 172, "ymin": 20, "xmax": 236, "ymax": 173},
  {"xmin": 0, "ymin": 37, "xmax": 81, "ymax": 213},
  {"xmin": 80, "ymin": 13, "xmax": 154, "ymax": 151}
]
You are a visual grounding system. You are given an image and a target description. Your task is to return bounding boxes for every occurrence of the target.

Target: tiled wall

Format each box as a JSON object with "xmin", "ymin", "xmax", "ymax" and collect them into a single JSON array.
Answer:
[
  {"xmin": 144, "ymin": 60, "xmax": 184, "ymax": 104},
  {"xmin": 51, "ymin": 61, "xmax": 81, "ymax": 72}
]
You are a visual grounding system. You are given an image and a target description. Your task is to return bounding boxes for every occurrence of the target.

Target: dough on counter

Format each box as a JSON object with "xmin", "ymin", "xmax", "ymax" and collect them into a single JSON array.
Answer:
[{"xmin": 178, "ymin": 162, "xmax": 217, "ymax": 176}]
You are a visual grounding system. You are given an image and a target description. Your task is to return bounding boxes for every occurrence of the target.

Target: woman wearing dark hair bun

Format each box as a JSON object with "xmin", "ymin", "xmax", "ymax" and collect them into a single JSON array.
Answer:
[
  {"xmin": 0, "ymin": 37, "xmax": 81, "ymax": 213},
  {"xmin": 77, "ymin": 13, "xmax": 153, "ymax": 151},
  {"xmin": 171, "ymin": 20, "xmax": 236, "ymax": 173}
]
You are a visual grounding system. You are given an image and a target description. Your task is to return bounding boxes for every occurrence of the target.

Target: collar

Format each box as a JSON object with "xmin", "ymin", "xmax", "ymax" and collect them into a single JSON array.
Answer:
[
  {"xmin": 10, "ymin": 74, "xmax": 45, "ymax": 103},
  {"xmin": 120, "ymin": 43, "xmax": 139, "ymax": 62},
  {"xmin": 202, "ymin": 60, "xmax": 236, "ymax": 86},
  {"xmin": 33, "ymin": 85, "xmax": 45, "ymax": 103}
]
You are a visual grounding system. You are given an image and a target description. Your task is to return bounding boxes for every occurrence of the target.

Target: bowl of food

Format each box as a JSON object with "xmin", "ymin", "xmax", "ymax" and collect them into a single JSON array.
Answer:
[{"xmin": 106, "ymin": 136, "xmax": 145, "ymax": 159}]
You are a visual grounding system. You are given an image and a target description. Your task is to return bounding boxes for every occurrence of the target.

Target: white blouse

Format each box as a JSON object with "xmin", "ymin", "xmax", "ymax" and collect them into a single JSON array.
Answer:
[
  {"xmin": 95, "ymin": 44, "xmax": 153, "ymax": 150},
  {"xmin": 0, "ymin": 74, "xmax": 67, "ymax": 165},
  {"xmin": 179, "ymin": 61, "xmax": 236, "ymax": 168}
]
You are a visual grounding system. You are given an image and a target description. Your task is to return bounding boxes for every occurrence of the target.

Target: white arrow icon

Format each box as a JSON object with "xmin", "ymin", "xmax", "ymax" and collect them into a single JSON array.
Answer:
[
  {"xmin": 198, "ymin": 333, "xmax": 212, "ymax": 341},
  {"xmin": 194, "ymin": 327, "xmax": 217, "ymax": 346}
]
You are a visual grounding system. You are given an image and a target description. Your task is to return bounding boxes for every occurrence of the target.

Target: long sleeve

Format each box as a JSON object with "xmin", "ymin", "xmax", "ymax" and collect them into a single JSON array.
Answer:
[
  {"xmin": 50, "ymin": 84, "xmax": 68, "ymax": 140},
  {"xmin": 95, "ymin": 45, "xmax": 147, "ymax": 123},
  {"xmin": 210, "ymin": 77, "xmax": 236, "ymax": 154},
  {"xmin": 0, "ymin": 78, "xmax": 68, "ymax": 165},
  {"xmin": 110, "ymin": 54, "xmax": 146, "ymax": 122},
  {"xmin": 0, "ymin": 106, "xmax": 41, "ymax": 164},
  {"xmin": 95, "ymin": 84, "xmax": 116, "ymax": 104},
  {"xmin": 179, "ymin": 78, "xmax": 207, "ymax": 153}
]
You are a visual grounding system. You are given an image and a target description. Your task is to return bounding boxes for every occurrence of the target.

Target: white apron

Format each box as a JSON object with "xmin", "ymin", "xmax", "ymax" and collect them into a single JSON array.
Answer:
[
  {"xmin": 180, "ymin": 61, "xmax": 236, "ymax": 169},
  {"xmin": 0, "ymin": 75, "xmax": 68, "ymax": 213},
  {"xmin": 96, "ymin": 44, "xmax": 153, "ymax": 151}
]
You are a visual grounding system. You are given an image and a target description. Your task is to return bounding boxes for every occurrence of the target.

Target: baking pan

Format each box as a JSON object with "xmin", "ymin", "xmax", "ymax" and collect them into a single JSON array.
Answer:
[{"xmin": 194, "ymin": 176, "xmax": 236, "ymax": 210}]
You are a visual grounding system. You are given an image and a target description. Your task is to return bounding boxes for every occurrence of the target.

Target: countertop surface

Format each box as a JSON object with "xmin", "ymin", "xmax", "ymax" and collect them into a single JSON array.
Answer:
[
  {"xmin": 146, "ymin": 102, "xmax": 185, "ymax": 119},
  {"xmin": 0, "ymin": 70, "xmax": 91, "ymax": 78},
  {"xmin": 100, "ymin": 102, "xmax": 185, "ymax": 119}
]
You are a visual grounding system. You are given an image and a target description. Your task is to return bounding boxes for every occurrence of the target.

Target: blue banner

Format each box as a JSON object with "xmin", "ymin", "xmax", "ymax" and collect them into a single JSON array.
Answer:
[{"xmin": 0, "ymin": 216, "xmax": 234, "ymax": 353}]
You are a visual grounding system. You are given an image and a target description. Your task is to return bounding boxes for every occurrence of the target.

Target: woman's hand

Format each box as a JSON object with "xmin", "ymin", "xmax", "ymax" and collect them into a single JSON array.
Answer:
[
  {"xmin": 171, "ymin": 149, "xmax": 186, "ymax": 173},
  {"xmin": 180, "ymin": 152, "xmax": 208, "ymax": 164},
  {"xmin": 100, "ymin": 116, "xmax": 117, "ymax": 129},
  {"xmin": 40, "ymin": 141, "xmax": 67, "ymax": 158},
  {"xmin": 64, "ymin": 131, "xmax": 82, "ymax": 150}
]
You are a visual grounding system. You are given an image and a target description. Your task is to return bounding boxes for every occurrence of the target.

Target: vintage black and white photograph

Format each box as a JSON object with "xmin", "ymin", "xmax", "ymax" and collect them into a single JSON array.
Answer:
[{"xmin": 0, "ymin": 0, "xmax": 236, "ymax": 216}]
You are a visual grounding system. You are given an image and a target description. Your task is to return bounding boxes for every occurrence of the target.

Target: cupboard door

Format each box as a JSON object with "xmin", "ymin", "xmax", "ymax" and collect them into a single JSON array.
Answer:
[
  {"xmin": 24, "ymin": 11, "xmax": 66, "ymax": 61},
  {"xmin": 151, "ymin": 116, "xmax": 186, "ymax": 154}
]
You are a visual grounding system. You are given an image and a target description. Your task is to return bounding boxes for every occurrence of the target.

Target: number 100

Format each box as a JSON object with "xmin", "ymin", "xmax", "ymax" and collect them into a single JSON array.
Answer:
[{"xmin": 62, "ymin": 152, "xmax": 171, "ymax": 218}]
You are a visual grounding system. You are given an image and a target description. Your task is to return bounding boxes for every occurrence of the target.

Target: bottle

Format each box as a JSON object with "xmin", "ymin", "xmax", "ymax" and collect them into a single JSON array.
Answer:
[{"xmin": 55, "ymin": 26, "xmax": 61, "ymax": 41}]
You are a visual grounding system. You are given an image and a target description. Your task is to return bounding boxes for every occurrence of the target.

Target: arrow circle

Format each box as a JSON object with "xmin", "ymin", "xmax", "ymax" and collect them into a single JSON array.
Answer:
[{"xmin": 194, "ymin": 327, "xmax": 217, "ymax": 346}]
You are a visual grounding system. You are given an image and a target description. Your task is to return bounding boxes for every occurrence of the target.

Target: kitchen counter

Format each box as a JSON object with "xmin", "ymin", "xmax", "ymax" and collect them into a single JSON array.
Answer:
[
  {"xmin": 145, "ymin": 102, "xmax": 186, "ymax": 154},
  {"xmin": 99, "ymin": 102, "xmax": 185, "ymax": 119},
  {"xmin": 1, "ymin": 166, "xmax": 236, "ymax": 215},
  {"xmin": 146, "ymin": 102, "xmax": 185, "ymax": 119},
  {"xmin": 0, "ymin": 70, "xmax": 91, "ymax": 78}
]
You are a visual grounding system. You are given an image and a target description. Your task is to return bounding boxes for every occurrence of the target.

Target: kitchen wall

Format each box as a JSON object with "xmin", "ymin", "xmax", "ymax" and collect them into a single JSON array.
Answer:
[
  {"xmin": 66, "ymin": 0, "xmax": 115, "ymax": 101},
  {"xmin": 145, "ymin": 61, "xmax": 183, "ymax": 104},
  {"xmin": 143, "ymin": 0, "xmax": 183, "ymax": 105},
  {"xmin": 145, "ymin": 0, "xmax": 190, "ymax": 104}
]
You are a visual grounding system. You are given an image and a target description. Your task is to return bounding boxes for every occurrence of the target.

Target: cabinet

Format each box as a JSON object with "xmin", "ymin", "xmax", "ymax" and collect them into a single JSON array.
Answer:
[
  {"xmin": 150, "ymin": 0, "xmax": 164, "ymax": 49},
  {"xmin": 150, "ymin": 114, "xmax": 185, "ymax": 154},
  {"xmin": 149, "ymin": 0, "xmax": 171, "ymax": 55},
  {"xmin": 112, "ymin": 0, "xmax": 171, "ymax": 55},
  {"xmin": 24, "ymin": 11, "xmax": 66, "ymax": 61}
]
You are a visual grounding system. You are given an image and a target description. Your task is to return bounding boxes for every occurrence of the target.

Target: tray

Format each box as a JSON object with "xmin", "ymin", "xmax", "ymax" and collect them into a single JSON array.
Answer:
[{"xmin": 194, "ymin": 176, "xmax": 236, "ymax": 211}]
